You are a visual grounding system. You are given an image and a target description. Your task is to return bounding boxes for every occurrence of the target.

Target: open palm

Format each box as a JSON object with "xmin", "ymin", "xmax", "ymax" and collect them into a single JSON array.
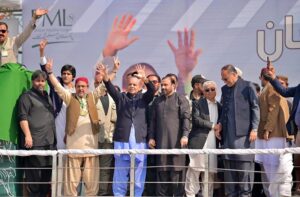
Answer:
[
  {"xmin": 167, "ymin": 29, "xmax": 202, "ymax": 78},
  {"xmin": 103, "ymin": 14, "xmax": 139, "ymax": 57}
]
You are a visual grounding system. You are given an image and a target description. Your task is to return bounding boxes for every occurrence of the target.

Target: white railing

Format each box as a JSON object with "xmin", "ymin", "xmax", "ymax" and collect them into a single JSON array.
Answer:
[{"xmin": 1, "ymin": 148, "xmax": 300, "ymax": 197}]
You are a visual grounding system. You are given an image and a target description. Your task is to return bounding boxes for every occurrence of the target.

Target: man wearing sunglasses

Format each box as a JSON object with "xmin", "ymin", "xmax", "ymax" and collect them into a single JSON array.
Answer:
[
  {"xmin": 0, "ymin": 8, "xmax": 48, "ymax": 66},
  {"xmin": 217, "ymin": 64, "xmax": 260, "ymax": 197},
  {"xmin": 185, "ymin": 80, "xmax": 221, "ymax": 197}
]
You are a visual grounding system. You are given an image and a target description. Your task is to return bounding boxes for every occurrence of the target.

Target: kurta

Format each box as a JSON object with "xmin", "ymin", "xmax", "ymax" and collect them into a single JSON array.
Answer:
[
  {"xmin": 150, "ymin": 92, "xmax": 190, "ymax": 171},
  {"xmin": 52, "ymin": 78, "xmax": 105, "ymax": 156}
]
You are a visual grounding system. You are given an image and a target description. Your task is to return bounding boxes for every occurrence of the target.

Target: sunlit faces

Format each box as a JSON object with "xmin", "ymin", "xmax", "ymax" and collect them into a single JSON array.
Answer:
[
  {"xmin": 0, "ymin": 24, "xmax": 8, "ymax": 44},
  {"xmin": 221, "ymin": 70, "xmax": 238, "ymax": 87},
  {"xmin": 127, "ymin": 76, "xmax": 141, "ymax": 95},
  {"xmin": 148, "ymin": 75, "xmax": 160, "ymax": 92},
  {"xmin": 61, "ymin": 70, "xmax": 74, "ymax": 85},
  {"xmin": 32, "ymin": 77, "xmax": 46, "ymax": 92},
  {"xmin": 75, "ymin": 81, "xmax": 88, "ymax": 98},
  {"xmin": 203, "ymin": 85, "xmax": 216, "ymax": 101},
  {"xmin": 161, "ymin": 77, "xmax": 175, "ymax": 96}
]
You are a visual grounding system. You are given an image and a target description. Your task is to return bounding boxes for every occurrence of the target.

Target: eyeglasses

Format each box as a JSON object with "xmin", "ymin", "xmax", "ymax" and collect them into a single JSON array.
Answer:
[
  {"xmin": 205, "ymin": 88, "xmax": 216, "ymax": 92},
  {"xmin": 0, "ymin": 30, "xmax": 7, "ymax": 33},
  {"xmin": 222, "ymin": 78, "xmax": 228, "ymax": 82},
  {"xmin": 150, "ymin": 80, "xmax": 159, "ymax": 84}
]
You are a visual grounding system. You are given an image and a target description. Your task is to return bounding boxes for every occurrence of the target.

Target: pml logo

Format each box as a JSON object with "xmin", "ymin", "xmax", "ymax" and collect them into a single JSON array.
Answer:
[
  {"xmin": 257, "ymin": 15, "xmax": 300, "ymax": 62},
  {"xmin": 32, "ymin": 9, "xmax": 73, "ymax": 27}
]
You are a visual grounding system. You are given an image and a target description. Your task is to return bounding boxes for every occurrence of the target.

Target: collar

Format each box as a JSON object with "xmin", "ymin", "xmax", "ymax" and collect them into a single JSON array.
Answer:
[
  {"xmin": 31, "ymin": 87, "xmax": 48, "ymax": 97},
  {"xmin": 76, "ymin": 93, "xmax": 87, "ymax": 100},
  {"xmin": 206, "ymin": 98, "xmax": 217, "ymax": 105}
]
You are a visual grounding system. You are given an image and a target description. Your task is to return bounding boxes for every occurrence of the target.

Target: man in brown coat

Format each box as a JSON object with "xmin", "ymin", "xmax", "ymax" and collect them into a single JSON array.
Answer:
[
  {"xmin": 45, "ymin": 58, "xmax": 106, "ymax": 196},
  {"xmin": 255, "ymin": 68, "xmax": 292, "ymax": 197}
]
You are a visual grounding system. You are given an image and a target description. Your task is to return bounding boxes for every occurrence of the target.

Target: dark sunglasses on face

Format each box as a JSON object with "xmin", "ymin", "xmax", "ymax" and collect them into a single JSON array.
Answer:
[
  {"xmin": 150, "ymin": 80, "xmax": 159, "ymax": 84},
  {"xmin": 205, "ymin": 88, "xmax": 216, "ymax": 92},
  {"xmin": 0, "ymin": 30, "xmax": 7, "ymax": 33},
  {"xmin": 222, "ymin": 78, "xmax": 228, "ymax": 82}
]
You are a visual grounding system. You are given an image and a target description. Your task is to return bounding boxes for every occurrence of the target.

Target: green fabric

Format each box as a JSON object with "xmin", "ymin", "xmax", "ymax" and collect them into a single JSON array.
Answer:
[
  {"xmin": 0, "ymin": 63, "xmax": 32, "ymax": 143},
  {"xmin": 0, "ymin": 140, "xmax": 22, "ymax": 197}
]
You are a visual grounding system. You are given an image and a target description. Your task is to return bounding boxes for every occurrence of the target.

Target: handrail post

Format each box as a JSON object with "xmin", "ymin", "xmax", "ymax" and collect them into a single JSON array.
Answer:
[
  {"xmin": 57, "ymin": 153, "xmax": 63, "ymax": 197},
  {"xmin": 203, "ymin": 153, "xmax": 209, "ymax": 197},
  {"xmin": 51, "ymin": 153, "xmax": 57, "ymax": 197},
  {"xmin": 129, "ymin": 153, "xmax": 135, "ymax": 197}
]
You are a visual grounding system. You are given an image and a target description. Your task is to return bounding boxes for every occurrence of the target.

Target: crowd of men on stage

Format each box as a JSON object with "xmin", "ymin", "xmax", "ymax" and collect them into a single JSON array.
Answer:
[{"xmin": 1, "ymin": 8, "xmax": 300, "ymax": 197}]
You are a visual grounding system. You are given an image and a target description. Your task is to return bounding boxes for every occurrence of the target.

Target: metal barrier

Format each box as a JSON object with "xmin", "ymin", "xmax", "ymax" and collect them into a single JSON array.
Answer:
[{"xmin": 1, "ymin": 148, "xmax": 300, "ymax": 197}]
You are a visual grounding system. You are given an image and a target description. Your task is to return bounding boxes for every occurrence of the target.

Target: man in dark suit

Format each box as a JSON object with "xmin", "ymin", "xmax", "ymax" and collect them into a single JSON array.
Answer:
[
  {"xmin": 148, "ymin": 74, "xmax": 190, "ymax": 197},
  {"xmin": 100, "ymin": 64, "xmax": 155, "ymax": 197},
  {"xmin": 185, "ymin": 80, "xmax": 221, "ymax": 197},
  {"xmin": 216, "ymin": 64, "xmax": 260, "ymax": 197}
]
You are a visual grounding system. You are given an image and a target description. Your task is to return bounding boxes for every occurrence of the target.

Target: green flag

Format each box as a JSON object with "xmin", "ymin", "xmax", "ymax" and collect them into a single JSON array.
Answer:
[{"xmin": 0, "ymin": 63, "xmax": 32, "ymax": 144}]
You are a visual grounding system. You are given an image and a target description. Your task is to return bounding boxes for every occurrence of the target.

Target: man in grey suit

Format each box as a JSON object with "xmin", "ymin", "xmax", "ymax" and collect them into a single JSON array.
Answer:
[
  {"xmin": 185, "ymin": 80, "xmax": 221, "ymax": 197},
  {"xmin": 216, "ymin": 64, "xmax": 260, "ymax": 197}
]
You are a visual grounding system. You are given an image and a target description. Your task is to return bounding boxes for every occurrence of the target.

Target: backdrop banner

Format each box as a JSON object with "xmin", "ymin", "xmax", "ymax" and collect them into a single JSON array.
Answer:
[{"xmin": 22, "ymin": 0, "xmax": 300, "ymax": 90}]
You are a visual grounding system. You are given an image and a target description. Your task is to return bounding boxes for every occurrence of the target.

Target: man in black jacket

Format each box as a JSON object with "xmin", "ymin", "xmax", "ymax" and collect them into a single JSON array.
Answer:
[
  {"xmin": 148, "ymin": 74, "xmax": 190, "ymax": 197},
  {"xmin": 99, "ymin": 63, "xmax": 155, "ymax": 197},
  {"xmin": 18, "ymin": 70, "xmax": 56, "ymax": 197}
]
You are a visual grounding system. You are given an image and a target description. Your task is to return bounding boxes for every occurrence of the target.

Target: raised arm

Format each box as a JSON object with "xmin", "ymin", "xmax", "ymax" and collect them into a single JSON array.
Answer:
[
  {"xmin": 167, "ymin": 28, "xmax": 202, "ymax": 94},
  {"xmin": 134, "ymin": 64, "xmax": 155, "ymax": 104},
  {"xmin": 102, "ymin": 14, "xmax": 138, "ymax": 57},
  {"xmin": 15, "ymin": 8, "xmax": 48, "ymax": 48},
  {"xmin": 266, "ymin": 62, "xmax": 297, "ymax": 97},
  {"xmin": 97, "ymin": 63, "xmax": 122, "ymax": 104},
  {"xmin": 44, "ymin": 58, "xmax": 72, "ymax": 105}
]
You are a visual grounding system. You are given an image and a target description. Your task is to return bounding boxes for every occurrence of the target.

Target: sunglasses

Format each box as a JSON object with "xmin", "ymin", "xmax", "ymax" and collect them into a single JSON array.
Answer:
[
  {"xmin": 205, "ymin": 88, "xmax": 216, "ymax": 92},
  {"xmin": 222, "ymin": 78, "xmax": 228, "ymax": 82},
  {"xmin": 150, "ymin": 80, "xmax": 159, "ymax": 84},
  {"xmin": 0, "ymin": 30, "xmax": 7, "ymax": 33}
]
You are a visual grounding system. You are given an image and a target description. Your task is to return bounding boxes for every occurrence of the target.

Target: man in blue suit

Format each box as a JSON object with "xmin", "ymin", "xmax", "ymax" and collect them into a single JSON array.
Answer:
[{"xmin": 216, "ymin": 64, "xmax": 260, "ymax": 197}]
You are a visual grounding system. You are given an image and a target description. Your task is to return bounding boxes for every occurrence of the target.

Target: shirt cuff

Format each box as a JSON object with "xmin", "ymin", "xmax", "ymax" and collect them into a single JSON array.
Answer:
[
  {"xmin": 40, "ymin": 56, "xmax": 47, "ymax": 65},
  {"xmin": 212, "ymin": 123, "xmax": 215, "ymax": 129}
]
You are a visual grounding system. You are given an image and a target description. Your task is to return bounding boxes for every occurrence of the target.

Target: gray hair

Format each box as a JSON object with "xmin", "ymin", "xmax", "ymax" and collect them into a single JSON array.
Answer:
[
  {"xmin": 202, "ymin": 80, "xmax": 217, "ymax": 89},
  {"xmin": 221, "ymin": 64, "xmax": 237, "ymax": 74}
]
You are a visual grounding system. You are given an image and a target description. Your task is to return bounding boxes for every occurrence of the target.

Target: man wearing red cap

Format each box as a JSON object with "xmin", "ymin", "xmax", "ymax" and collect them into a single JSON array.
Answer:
[{"xmin": 45, "ymin": 58, "xmax": 106, "ymax": 196}]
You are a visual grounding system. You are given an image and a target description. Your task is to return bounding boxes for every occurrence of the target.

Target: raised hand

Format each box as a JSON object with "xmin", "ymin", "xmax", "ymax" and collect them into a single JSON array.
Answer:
[
  {"xmin": 167, "ymin": 28, "xmax": 202, "ymax": 79},
  {"xmin": 95, "ymin": 63, "xmax": 104, "ymax": 83},
  {"xmin": 266, "ymin": 59, "xmax": 276, "ymax": 80},
  {"xmin": 45, "ymin": 58, "xmax": 53, "ymax": 73},
  {"xmin": 39, "ymin": 39, "xmax": 48, "ymax": 57},
  {"xmin": 0, "ymin": 13, "xmax": 6, "ymax": 20},
  {"xmin": 134, "ymin": 64, "xmax": 146, "ymax": 80},
  {"xmin": 34, "ymin": 8, "xmax": 48, "ymax": 19},
  {"xmin": 96, "ymin": 63, "xmax": 109, "ymax": 81},
  {"xmin": 112, "ymin": 57, "xmax": 121, "ymax": 72},
  {"xmin": 103, "ymin": 14, "xmax": 139, "ymax": 57}
]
